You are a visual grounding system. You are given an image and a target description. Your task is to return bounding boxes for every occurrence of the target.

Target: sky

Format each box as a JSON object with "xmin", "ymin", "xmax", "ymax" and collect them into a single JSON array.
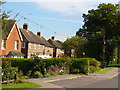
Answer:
[{"xmin": 3, "ymin": 0, "xmax": 120, "ymax": 41}]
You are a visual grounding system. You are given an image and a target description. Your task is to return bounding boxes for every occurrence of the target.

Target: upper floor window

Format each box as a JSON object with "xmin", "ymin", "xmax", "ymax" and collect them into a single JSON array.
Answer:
[
  {"xmin": 38, "ymin": 44, "xmax": 41, "ymax": 50},
  {"xmin": 21, "ymin": 42, "xmax": 25, "ymax": 48},
  {"xmin": 1, "ymin": 40, "xmax": 6, "ymax": 50},
  {"xmin": 14, "ymin": 40, "xmax": 19, "ymax": 50},
  {"xmin": 29, "ymin": 43, "xmax": 32, "ymax": 49},
  {"xmin": 42, "ymin": 45, "xmax": 45, "ymax": 50},
  {"xmin": 34, "ymin": 43, "xmax": 36, "ymax": 49}
]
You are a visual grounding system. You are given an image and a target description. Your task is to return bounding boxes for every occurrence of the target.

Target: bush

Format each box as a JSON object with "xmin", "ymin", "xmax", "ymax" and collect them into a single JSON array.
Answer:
[
  {"xmin": 3, "ymin": 57, "xmax": 101, "ymax": 76},
  {"xmin": 89, "ymin": 58, "xmax": 101, "ymax": 67},
  {"xmin": 2, "ymin": 67, "xmax": 18, "ymax": 82},
  {"xmin": 33, "ymin": 71, "xmax": 43, "ymax": 78}
]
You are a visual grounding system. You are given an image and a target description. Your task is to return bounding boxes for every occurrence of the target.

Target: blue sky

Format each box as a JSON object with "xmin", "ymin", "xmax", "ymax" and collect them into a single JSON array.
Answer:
[{"xmin": 3, "ymin": 0, "xmax": 120, "ymax": 41}]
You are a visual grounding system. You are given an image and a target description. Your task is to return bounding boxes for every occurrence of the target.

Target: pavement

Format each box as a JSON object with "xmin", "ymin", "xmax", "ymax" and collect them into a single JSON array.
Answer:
[{"xmin": 23, "ymin": 67, "xmax": 119, "ymax": 89}]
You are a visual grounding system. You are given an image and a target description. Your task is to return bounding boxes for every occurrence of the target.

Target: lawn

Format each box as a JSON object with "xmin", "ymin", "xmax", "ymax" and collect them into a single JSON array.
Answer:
[
  {"xmin": 2, "ymin": 82, "xmax": 41, "ymax": 90},
  {"xmin": 94, "ymin": 67, "xmax": 113, "ymax": 74}
]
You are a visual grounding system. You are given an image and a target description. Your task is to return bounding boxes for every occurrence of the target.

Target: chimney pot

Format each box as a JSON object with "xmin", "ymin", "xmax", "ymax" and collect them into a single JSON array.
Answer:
[
  {"xmin": 23, "ymin": 23, "xmax": 28, "ymax": 30},
  {"xmin": 51, "ymin": 36, "xmax": 55, "ymax": 40},
  {"xmin": 37, "ymin": 32, "xmax": 41, "ymax": 36}
]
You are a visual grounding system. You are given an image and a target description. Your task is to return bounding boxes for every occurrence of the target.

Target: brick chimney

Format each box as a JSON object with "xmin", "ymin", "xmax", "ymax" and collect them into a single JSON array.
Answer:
[
  {"xmin": 37, "ymin": 32, "xmax": 41, "ymax": 36},
  {"xmin": 51, "ymin": 36, "xmax": 55, "ymax": 40},
  {"xmin": 23, "ymin": 23, "xmax": 28, "ymax": 30}
]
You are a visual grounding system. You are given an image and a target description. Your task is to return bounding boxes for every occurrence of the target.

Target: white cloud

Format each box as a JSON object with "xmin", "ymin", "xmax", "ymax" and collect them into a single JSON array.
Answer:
[
  {"xmin": 34, "ymin": 0, "xmax": 119, "ymax": 17},
  {"xmin": 6, "ymin": 0, "xmax": 119, "ymax": 17},
  {"xmin": 39, "ymin": 17, "xmax": 81, "ymax": 23}
]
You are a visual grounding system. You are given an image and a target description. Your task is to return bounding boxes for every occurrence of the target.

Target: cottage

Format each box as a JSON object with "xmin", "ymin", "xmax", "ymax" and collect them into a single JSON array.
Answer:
[
  {"xmin": 19, "ymin": 24, "xmax": 53, "ymax": 58},
  {"xmin": 0, "ymin": 19, "xmax": 24, "ymax": 58},
  {"xmin": 48, "ymin": 36, "xmax": 63, "ymax": 57}
]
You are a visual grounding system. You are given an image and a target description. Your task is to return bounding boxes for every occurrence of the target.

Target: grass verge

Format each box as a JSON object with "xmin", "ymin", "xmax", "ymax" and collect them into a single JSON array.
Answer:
[
  {"xmin": 94, "ymin": 67, "xmax": 113, "ymax": 74},
  {"xmin": 2, "ymin": 82, "xmax": 41, "ymax": 90}
]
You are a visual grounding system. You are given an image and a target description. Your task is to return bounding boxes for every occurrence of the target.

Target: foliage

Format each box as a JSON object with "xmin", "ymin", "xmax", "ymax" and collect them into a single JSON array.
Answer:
[
  {"xmin": 76, "ymin": 3, "xmax": 120, "ymax": 65},
  {"xmin": 33, "ymin": 71, "xmax": 43, "ymax": 78},
  {"xmin": 2, "ymin": 58, "xmax": 18, "ymax": 82},
  {"xmin": 4, "ymin": 57, "xmax": 101, "ymax": 76},
  {"xmin": 2, "ymin": 67, "xmax": 18, "ymax": 82},
  {"xmin": 63, "ymin": 36, "xmax": 86, "ymax": 57}
]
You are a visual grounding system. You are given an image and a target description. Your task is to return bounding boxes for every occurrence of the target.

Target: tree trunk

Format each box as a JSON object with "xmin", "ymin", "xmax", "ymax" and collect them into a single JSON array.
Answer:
[{"xmin": 117, "ymin": 45, "xmax": 120, "ymax": 64}]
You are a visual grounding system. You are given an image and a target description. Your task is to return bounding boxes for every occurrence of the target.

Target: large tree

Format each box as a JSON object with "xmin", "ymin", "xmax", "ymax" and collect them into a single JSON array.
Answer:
[{"xmin": 76, "ymin": 3, "xmax": 120, "ymax": 65}]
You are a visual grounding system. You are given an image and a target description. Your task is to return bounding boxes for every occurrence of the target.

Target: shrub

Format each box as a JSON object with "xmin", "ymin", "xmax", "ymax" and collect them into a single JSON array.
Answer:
[
  {"xmin": 89, "ymin": 58, "xmax": 101, "ymax": 67},
  {"xmin": 33, "ymin": 71, "xmax": 43, "ymax": 78},
  {"xmin": 2, "ymin": 67, "xmax": 18, "ymax": 82}
]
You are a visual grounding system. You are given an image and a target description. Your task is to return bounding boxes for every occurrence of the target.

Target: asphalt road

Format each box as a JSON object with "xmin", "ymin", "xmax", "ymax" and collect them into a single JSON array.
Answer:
[{"xmin": 51, "ymin": 74, "xmax": 119, "ymax": 89}]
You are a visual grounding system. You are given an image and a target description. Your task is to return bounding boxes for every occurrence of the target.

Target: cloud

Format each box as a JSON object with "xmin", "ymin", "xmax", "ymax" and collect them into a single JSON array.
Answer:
[
  {"xmin": 34, "ymin": 0, "xmax": 119, "ymax": 17},
  {"xmin": 6, "ymin": 0, "xmax": 119, "ymax": 17},
  {"xmin": 42, "ymin": 17, "xmax": 81, "ymax": 23}
]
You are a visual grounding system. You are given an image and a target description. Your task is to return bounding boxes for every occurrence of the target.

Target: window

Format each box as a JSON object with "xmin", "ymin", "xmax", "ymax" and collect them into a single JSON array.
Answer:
[
  {"xmin": 1, "ymin": 40, "xmax": 6, "ymax": 50},
  {"xmin": 42, "ymin": 45, "xmax": 45, "ymax": 50},
  {"xmin": 34, "ymin": 44, "xmax": 36, "ymax": 49},
  {"xmin": 14, "ymin": 40, "xmax": 19, "ymax": 50},
  {"xmin": 38, "ymin": 44, "xmax": 40, "ymax": 50},
  {"xmin": 21, "ymin": 42, "xmax": 25, "ymax": 48},
  {"xmin": 29, "ymin": 43, "xmax": 32, "ymax": 49}
]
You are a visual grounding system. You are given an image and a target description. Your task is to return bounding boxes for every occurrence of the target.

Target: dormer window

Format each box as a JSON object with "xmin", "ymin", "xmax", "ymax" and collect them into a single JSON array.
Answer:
[
  {"xmin": 14, "ymin": 40, "xmax": 19, "ymax": 50},
  {"xmin": 22, "ymin": 42, "xmax": 25, "ymax": 48},
  {"xmin": 1, "ymin": 40, "xmax": 6, "ymax": 50}
]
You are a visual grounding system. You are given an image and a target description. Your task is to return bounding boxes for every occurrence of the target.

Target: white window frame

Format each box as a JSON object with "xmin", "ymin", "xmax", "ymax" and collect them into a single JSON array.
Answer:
[
  {"xmin": 14, "ymin": 40, "xmax": 18, "ymax": 50},
  {"xmin": 1, "ymin": 40, "xmax": 5, "ymax": 50},
  {"xmin": 21, "ymin": 42, "xmax": 25, "ymax": 48},
  {"xmin": 38, "ymin": 44, "xmax": 41, "ymax": 50},
  {"xmin": 34, "ymin": 43, "xmax": 36, "ymax": 49}
]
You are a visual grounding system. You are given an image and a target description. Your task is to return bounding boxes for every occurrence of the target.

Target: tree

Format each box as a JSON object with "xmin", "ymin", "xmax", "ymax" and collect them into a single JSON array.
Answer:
[
  {"xmin": 63, "ymin": 36, "xmax": 86, "ymax": 58},
  {"xmin": 0, "ymin": 1, "xmax": 11, "ymax": 40},
  {"xmin": 76, "ymin": 3, "xmax": 120, "ymax": 66}
]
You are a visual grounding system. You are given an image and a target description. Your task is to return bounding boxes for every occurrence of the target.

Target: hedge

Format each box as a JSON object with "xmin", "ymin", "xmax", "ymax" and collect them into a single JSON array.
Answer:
[{"xmin": 2, "ymin": 57, "xmax": 101, "ymax": 76}]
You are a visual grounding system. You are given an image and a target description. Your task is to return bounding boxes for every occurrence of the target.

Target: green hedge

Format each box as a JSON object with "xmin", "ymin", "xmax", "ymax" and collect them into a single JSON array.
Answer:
[{"xmin": 3, "ymin": 57, "xmax": 101, "ymax": 76}]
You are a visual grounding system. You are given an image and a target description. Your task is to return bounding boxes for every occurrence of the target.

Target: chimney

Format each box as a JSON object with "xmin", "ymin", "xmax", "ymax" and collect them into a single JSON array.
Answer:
[
  {"xmin": 37, "ymin": 32, "xmax": 41, "ymax": 36},
  {"xmin": 51, "ymin": 36, "xmax": 55, "ymax": 40},
  {"xmin": 23, "ymin": 23, "xmax": 28, "ymax": 30}
]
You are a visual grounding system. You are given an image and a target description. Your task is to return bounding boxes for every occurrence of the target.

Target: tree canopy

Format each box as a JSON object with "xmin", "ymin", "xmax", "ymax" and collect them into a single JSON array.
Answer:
[{"xmin": 76, "ymin": 3, "xmax": 120, "ymax": 65}]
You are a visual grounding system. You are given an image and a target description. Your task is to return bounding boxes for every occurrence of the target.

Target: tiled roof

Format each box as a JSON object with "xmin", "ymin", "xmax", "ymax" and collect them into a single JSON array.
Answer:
[
  {"xmin": 40, "ymin": 36, "xmax": 53, "ymax": 47},
  {"xmin": 20, "ymin": 28, "xmax": 45, "ymax": 45},
  {"xmin": 7, "ymin": 50, "xmax": 25, "ymax": 57},
  {"xmin": 2, "ymin": 19, "xmax": 16, "ymax": 40},
  {"xmin": 48, "ymin": 39, "xmax": 62, "ymax": 49},
  {"xmin": 20, "ymin": 28, "xmax": 53, "ymax": 47}
]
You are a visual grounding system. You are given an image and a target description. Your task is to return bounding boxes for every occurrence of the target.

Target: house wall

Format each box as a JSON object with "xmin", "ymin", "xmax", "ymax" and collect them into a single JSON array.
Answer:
[
  {"xmin": 0, "ymin": 24, "xmax": 22, "ymax": 55},
  {"xmin": 27, "ymin": 43, "xmax": 44, "ymax": 58},
  {"xmin": 56, "ymin": 48, "xmax": 63, "ymax": 57},
  {"xmin": 21, "ymin": 42, "xmax": 28, "ymax": 58},
  {"xmin": 6, "ymin": 24, "xmax": 22, "ymax": 55},
  {"xmin": 44, "ymin": 47, "xmax": 53, "ymax": 57},
  {"xmin": 27, "ymin": 43, "xmax": 53, "ymax": 58}
]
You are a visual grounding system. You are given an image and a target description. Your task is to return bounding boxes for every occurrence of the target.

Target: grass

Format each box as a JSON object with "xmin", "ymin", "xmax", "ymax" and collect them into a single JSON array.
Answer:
[
  {"xmin": 94, "ymin": 67, "xmax": 113, "ymax": 74},
  {"xmin": 2, "ymin": 82, "xmax": 41, "ymax": 90}
]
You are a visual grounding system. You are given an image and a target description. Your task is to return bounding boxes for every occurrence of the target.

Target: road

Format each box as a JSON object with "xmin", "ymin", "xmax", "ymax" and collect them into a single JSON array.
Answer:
[{"xmin": 51, "ymin": 74, "xmax": 119, "ymax": 89}]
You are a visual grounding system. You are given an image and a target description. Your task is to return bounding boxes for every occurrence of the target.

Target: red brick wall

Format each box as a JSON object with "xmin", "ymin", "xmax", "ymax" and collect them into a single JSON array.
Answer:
[{"xmin": 5, "ymin": 24, "xmax": 22, "ymax": 55}]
